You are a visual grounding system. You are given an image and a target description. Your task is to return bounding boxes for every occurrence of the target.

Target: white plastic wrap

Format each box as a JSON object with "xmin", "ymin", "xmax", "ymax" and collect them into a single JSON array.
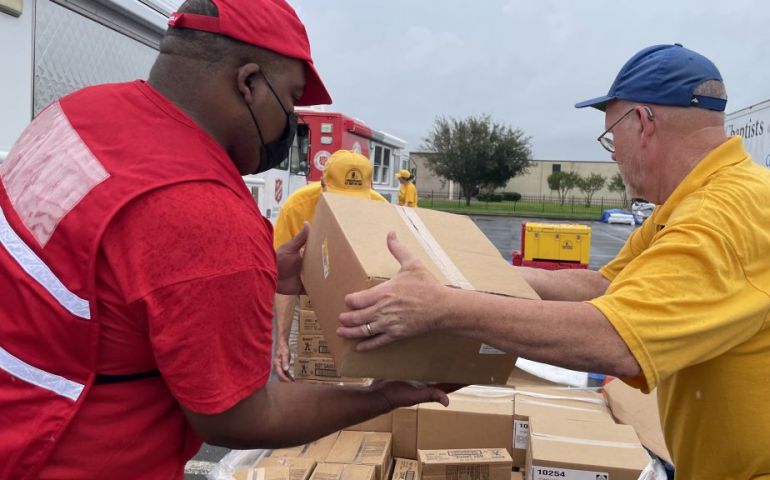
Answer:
[
  {"xmin": 638, "ymin": 455, "xmax": 669, "ymax": 480},
  {"xmin": 207, "ymin": 449, "xmax": 270, "ymax": 480}
]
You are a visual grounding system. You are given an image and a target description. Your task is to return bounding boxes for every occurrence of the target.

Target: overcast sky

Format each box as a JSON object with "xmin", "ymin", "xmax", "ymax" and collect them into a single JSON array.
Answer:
[{"xmin": 291, "ymin": 1, "xmax": 770, "ymax": 161}]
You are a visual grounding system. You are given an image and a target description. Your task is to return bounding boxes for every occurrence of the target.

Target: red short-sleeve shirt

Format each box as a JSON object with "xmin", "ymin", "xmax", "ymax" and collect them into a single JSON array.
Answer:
[{"xmin": 39, "ymin": 181, "xmax": 276, "ymax": 479}]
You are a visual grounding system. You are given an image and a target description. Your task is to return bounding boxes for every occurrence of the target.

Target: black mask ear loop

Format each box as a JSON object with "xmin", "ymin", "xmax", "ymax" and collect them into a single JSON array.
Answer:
[{"xmin": 245, "ymin": 80, "xmax": 267, "ymax": 149}]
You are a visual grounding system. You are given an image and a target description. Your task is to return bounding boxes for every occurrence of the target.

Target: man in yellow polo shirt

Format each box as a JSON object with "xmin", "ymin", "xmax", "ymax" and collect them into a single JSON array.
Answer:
[
  {"xmin": 396, "ymin": 169, "xmax": 418, "ymax": 207},
  {"xmin": 335, "ymin": 44, "xmax": 770, "ymax": 479},
  {"xmin": 273, "ymin": 149, "xmax": 386, "ymax": 381}
]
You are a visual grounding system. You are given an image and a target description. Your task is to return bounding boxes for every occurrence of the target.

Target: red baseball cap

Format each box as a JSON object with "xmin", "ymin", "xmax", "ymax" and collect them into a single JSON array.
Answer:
[{"xmin": 168, "ymin": 0, "xmax": 332, "ymax": 106}]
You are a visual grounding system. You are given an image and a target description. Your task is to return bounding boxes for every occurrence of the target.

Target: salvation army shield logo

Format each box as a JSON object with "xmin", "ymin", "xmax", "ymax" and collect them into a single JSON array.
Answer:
[
  {"xmin": 275, "ymin": 178, "xmax": 284, "ymax": 203},
  {"xmin": 313, "ymin": 150, "xmax": 331, "ymax": 171}
]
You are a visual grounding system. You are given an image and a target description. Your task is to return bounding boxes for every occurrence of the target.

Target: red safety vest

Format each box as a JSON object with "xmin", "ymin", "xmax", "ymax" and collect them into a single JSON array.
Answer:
[{"xmin": 0, "ymin": 81, "xmax": 258, "ymax": 479}]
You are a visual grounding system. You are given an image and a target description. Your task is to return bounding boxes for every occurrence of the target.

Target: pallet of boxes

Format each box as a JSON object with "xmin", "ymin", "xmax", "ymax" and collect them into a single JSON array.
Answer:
[{"xmin": 211, "ymin": 194, "xmax": 669, "ymax": 480}]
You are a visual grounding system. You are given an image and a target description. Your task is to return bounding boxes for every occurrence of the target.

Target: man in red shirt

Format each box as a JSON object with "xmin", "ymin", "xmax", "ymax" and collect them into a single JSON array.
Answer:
[{"xmin": 0, "ymin": 0, "xmax": 450, "ymax": 478}]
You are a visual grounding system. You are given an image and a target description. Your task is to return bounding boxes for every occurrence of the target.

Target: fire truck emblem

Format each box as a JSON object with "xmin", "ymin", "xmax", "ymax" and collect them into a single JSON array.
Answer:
[
  {"xmin": 274, "ymin": 178, "xmax": 283, "ymax": 203},
  {"xmin": 313, "ymin": 150, "xmax": 331, "ymax": 171}
]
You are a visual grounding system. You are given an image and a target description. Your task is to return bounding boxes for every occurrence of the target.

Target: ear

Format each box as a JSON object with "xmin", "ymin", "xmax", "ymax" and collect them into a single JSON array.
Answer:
[
  {"xmin": 236, "ymin": 63, "xmax": 261, "ymax": 103},
  {"xmin": 637, "ymin": 105, "xmax": 655, "ymax": 142}
]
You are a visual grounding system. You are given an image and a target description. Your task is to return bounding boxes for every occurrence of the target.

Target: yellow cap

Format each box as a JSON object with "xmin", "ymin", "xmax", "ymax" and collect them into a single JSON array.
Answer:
[
  {"xmin": 322, "ymin": 150, "xmax": 373, "ymax": 199},
  {"xmin": 396, "ymin": 169, "xmax": 411, "ymax": 180}
]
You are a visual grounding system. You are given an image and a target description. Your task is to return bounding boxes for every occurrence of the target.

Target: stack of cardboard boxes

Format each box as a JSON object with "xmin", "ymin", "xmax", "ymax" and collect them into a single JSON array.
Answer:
[{"xmin": 227, "ymin": 382, "xmax": 663, "ymax": 480}]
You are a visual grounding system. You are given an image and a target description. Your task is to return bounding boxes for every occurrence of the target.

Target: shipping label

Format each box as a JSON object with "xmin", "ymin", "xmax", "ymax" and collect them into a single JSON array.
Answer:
[
  {"xmin": 531, "ymin": 466, "xmax": 609, "ymax": 480},
  {"xmin": 513, "ymin": 420, "xmax": 529, "ymax": 449}
]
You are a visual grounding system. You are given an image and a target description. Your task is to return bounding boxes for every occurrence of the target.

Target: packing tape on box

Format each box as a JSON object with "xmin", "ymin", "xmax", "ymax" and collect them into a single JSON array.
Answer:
[
  {"xmin": 531, "ymin": 432, "xmax": 642, "ymax": 449},
  {"xmin": 514, "ymin": 390, "xmax": 607, "ymax": 406},
  {"xmin": 396, "ymin": 206, "xmax": 474, "ymax": 290},
  {"xmin": 247, "ymin": 468, "xmax": 266, "ymax": 480},
  {"xmin": 453, "ymin": 385, "xmax": 515, "ymax": 399},
  {"xmin": 516, "ymin": 397, "xmax": 606, "ymax": 413}
]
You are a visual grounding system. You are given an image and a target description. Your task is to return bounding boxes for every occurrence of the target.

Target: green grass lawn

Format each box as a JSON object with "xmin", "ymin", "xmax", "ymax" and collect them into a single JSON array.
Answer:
[{"xmin": 421, "ymin": 198, "xmax": 620, "ymax": 220}]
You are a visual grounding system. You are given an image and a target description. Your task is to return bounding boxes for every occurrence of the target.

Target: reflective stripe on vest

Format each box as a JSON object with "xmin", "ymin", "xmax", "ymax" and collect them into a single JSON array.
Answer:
[
  {"xmin": 0, "ymin": 206, "xmax": 90, "ymax": 320},
  {"xmin": 0, "ymin": 346, "xmax": 84, "ymax": 401}
]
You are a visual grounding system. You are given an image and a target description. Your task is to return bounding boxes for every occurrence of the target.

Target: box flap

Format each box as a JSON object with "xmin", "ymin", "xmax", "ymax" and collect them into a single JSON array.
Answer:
[
  {"xmin": 603, "ymin": 379, "xmax": 672, "ymax": 464},
  {"xmin": 420, "ymin": 386, "xmax": 514, "ymax": 414},
  {"xmin": 321, "ymin": 194, "xmax": 538, "ymax": 300}
]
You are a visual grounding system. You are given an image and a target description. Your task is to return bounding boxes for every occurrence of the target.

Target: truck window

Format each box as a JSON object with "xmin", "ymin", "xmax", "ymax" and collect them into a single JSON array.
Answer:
[{"xmin": 289, "ymin": 124, "xmax": 309, "ymax": 175}]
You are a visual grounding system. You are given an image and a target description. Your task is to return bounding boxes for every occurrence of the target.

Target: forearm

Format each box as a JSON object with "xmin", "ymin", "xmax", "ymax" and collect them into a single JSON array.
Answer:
[
  {"xmin": 515, "ymin": 266, "xmax": 610, "ymax": 301},
  {"xmin": 190, "ymin": 382, "xmax": 390, "ymax": 450},
  {"xmin": 439, "ymin": 288, "xmax": 639, "ymax": 377},
  {"xmin": 274, "ymin": 293, "xmax": 297, "ymax": 341}
]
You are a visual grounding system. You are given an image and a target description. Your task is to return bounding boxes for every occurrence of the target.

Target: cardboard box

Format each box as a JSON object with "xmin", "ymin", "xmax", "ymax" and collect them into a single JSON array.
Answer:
[
  {"xmin": 300, "ymin": 295, "xmax": 313, "ymax": 309},
  {"xmin": 300, "ymin": 309, "xmax": 322, "ymax": 333},
  {"xmin": 510, "ymin": 473, "xmax": 522, "ymax": 480},
  {"xmin": 234, "ymin": 466, "xmax": 291, "ymax": 480},
  {"xmin": 302, "ymin": 193, "xmax": 539, "ymax": 384},
  {"xmin": 417, "ymin": 386, "xmax": 515, "ymax": 457},
  {"xmin": 309, "ymin": 464, "xmax": 376, "ymax": 480},
  {"xmin": 325, "ymin": 431, "xmax": 392, "ymax": 480},
  {"xmin": 347, "ymin": 411, "xmax": 394, "ymax": 432},
  {"xmin": 512, "ymin": 388, "xmax": 613, "ymax": 468},
  {"xmin": 603, "ymin": 379, "xmax": 672, "ymax": 464},
  {"xmin": 526, "ymin": 417, "xmax": 650, "ymax": 480},
  {"xmin": 392, "ymin": 458, "xmax": 420, "ymax": 480},
  {"xmin": 505, "ymin": 367, "xmax": 558, "ymax": 388},
  {"xmin": 418, "ymin": 449, "xmax": 512, "ymax": 480},
  {"xmin": 298, "ymin": 335, "xmax": 333, "ymax": 357},
  {"xmin": 392, "ymin": 407, "xmax": 418, "ymax": 459},
  {"xmin": 256, "ymin": 457, "xmax": 316, "ymax": 480},
  {"xmin": 294, "ymin": 357, "xmax": 341, "ymax": 382},
  {"xmin": 271, "ymin": 432, "xmax": 340, "ymax": 462}
]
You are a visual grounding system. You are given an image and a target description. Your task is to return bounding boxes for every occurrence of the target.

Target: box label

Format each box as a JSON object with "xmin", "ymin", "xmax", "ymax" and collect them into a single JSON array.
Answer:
[
  {"xmin": 530, "ymin": 466, "xmax": 608, "ymax": 480},
  {"xmin": 357, "ymin": 438, "xmax": 387, "ymax": 461},
  {"xmin": 513, "ymin": 420, "xmax": 529, "ymax": 449},
  {"xmin": 479, "ymin": 343, "xmax": 506, "ymax": 355},
  {"xmin": 445, "ymin": 465, "xmax": 488, "ymax": 480}
]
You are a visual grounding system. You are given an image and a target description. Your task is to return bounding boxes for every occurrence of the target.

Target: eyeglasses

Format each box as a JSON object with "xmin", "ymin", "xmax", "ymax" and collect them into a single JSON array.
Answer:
[{"xmin": 596, "ymin": 107, "xmax": 636, "ymax": 153}]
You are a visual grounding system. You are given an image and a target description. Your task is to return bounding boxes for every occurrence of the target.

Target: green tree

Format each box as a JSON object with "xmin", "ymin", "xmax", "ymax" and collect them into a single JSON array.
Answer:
[
  {"xmin": 608, "ymin": 172, "xmax": 628, "ymax": 207},
  {"xmin": 547, "ymin": 171, "xmax": 579, "ymax": 205},
  {"xmin": 423, "ymin": 115, "xmax": 532, "ymax": 206},
  {"xmin": 576, "ymin": 173, "xmax": 606, "ymax": 208}
]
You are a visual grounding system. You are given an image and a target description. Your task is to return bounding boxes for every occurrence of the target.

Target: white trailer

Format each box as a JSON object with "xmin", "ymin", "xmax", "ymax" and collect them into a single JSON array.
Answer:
[
  {"xmin": 0, "ymin": 0, "xmax": 301, "ymax": 219},
  {"xmin": 725, "ymin": 99, "xmax": 770, "ymax": 168},
  {"xmin": 0, "ymin": 0, "xmax": 183, "ymax": 161}
]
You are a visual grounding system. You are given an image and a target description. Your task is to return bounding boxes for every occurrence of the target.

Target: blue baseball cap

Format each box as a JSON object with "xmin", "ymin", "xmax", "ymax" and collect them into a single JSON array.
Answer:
[{"xmin": 575, "ymin": 44, "xmax": 726, "ymax": 112}]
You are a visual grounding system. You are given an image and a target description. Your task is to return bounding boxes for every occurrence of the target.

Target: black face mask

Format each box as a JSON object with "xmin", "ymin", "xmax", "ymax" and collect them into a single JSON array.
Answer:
[{"xmin": 245, "ymin": 72, "xmax": 297, "ymax": 174}]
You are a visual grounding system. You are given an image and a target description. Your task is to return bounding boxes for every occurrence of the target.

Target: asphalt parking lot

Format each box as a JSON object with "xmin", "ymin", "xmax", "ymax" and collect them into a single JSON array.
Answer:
[{"xmin": 185, "ymin": 215, "xmax": 638, "ymax": 479}]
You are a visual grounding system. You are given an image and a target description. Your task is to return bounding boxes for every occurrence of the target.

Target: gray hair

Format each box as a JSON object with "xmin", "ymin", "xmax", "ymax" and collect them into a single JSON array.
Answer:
[{"xmin": 693, "ymin": 80, "xmax": 727, "ymax": 101}]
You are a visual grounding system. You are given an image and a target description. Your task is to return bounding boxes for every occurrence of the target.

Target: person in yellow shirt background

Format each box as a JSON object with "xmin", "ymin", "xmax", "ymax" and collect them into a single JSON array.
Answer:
[
  {"xmin": 396, "ymin": 169, "xmax": 418, "ymax": 207},
  {"xmin": 272, "ymin": 149, "xmax": 386, "ymax": 381}
]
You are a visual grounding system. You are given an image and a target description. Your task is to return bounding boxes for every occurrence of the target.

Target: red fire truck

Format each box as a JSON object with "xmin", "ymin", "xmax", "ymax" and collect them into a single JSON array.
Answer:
[{"xmin": 244, "ymin": 109, "xmax": 410, "ymax": 222}]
